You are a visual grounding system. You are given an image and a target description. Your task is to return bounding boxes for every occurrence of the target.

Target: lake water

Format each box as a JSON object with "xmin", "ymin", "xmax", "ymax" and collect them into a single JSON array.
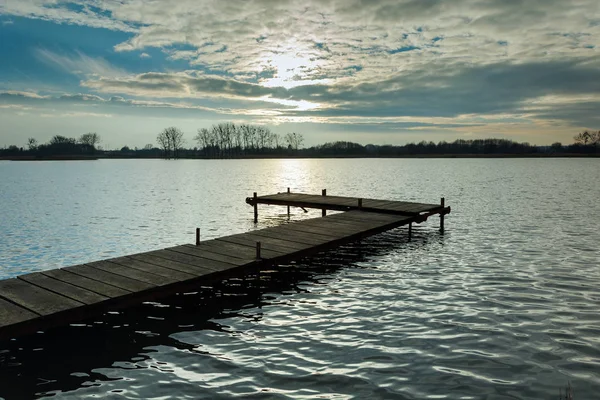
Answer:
[{"xmin": 0, "ymin": 158, "xmax": 599, "ymax": 399}]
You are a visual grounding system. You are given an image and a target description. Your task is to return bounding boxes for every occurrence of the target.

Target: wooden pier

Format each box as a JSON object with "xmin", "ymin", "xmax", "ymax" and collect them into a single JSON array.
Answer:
[{"xmin": 0, "ymin": 191, "xmax": 450, "ymax": 340}]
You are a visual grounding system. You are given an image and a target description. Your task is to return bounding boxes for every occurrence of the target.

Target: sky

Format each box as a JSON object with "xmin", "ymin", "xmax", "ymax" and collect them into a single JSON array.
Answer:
[{"xmin": 0, "ymin": 0, "xmax": 599, "ymax": 149}]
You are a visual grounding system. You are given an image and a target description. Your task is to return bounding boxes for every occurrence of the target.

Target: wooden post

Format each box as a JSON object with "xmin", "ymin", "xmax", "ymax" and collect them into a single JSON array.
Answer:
[
  {"xmin": 195, "ymin": 228, "xmax": 200, "ymax": 246},
  {"xmin": 256, "ymin": 241, "xmax": 261, "ymax": 260},
  {"xmin": 408, "ymin": 223, "xmax": 412, "ymax": 241},
  {"xmin": 358, "ymin": 198, "xmax": 363, "ymax": 208},
  {"xmin": 440, "ymin": 197, "xmax": 445, "ymax": 233},
  {"xmin": 322, "ymin": 189, "xmax": 327, "ymax": 217},
  {"xmin": 287, "ymin": 187, "xmax": 290, "ymax": 218},
  {"xmin": 253, "ymin": 192, "xmax": 258, "ymax": 223}
]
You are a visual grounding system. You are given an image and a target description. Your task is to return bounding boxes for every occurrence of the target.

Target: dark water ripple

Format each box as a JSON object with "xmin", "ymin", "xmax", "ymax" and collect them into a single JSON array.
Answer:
[{"xmin": 1, "ymin": 158, "xmax": 599, "ymax": 399}]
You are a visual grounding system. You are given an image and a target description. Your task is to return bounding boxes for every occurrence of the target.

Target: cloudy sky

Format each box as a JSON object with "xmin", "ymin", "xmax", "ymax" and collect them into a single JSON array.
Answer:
[{"xmin": 1, "ymin": 0, "xmax": 598, "ymax": 148}]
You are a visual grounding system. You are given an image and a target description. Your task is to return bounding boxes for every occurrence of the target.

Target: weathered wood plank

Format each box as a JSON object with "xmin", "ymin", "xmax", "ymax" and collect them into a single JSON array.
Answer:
[
  {"xmin": 250, "ymin": 226, "xmax": 331, "ymax": 246},
  {"xmin": 167, "ymin": 245, "xmax": 252, "ymax": 267},
  {"xmin": 87, "ymin": 260, "xmax": 177, "ymax": 286},
  {"xmin": 64, "ymin": 264, "xmax": 154, "ymax": 292},
  {"xmin": 0, "ymin": 298, "xmax": 39, "ymax": 328},
  {"xmin": 326, "ymin": 211, "xmax": 406, "ymax": 223},
  {"xmin": 299, "ymin": 216, "xmax": 381, "ymax": 231},
  {"xmin": 277, "ymin": 222, "xmax": 354, "ymax": 238},
  {"xmin": 0, "ymin": 278, "xmax": 84, "ymax": 316},
  {"xmin": 217, "ymin": 233, "xmax": 312, "ymax": 252},
  {"xmin": 43, "ymin": 269, "xmax": 130, "ymax": 298},
  {"xmin": 148, "ymin": 249, "xmax": 237, "ymax": 272},
  {"xmin": 108, "ymin": 257, "xmax": 196, "ymax": 282},
  {"xmin": 129, "ymin": 253, "xmax": 215, "ymax": 277},
  {"xmin": 378, "ymin": 202, "xmax": 439, "ymax": 213},
  {"xmin": 18, "ymin": 272, "xmax": 108, "ymax": 305},
  {"xmin": 183, "ymin": 241, "xmax": 285, "ymax": 260}
]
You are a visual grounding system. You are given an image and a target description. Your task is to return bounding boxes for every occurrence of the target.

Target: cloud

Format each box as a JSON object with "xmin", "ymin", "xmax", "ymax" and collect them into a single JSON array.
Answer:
[
  {"xmin": 2, "ymin": 0, "xmax": 599, "ymax": 141},
  {"xmin": 0, "ymin": 0, "xmax": 136, "ymax": 32},
  {"xmin": 0, "ymin": 90, "xmax": 295, "ymax": 118},
  {"xmin": 75, "ymin": 57, "xmax": 600, "ymax": 129},
  {"xmin": 34, "ymin": 48, "xmax": 126, "ymax": 78}
]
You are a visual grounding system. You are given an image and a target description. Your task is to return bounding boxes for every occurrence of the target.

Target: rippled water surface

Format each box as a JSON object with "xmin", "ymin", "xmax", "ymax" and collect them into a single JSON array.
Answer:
[{"xmin": 1, "ymin": 158, "xmax": 599, "ymax": 399}]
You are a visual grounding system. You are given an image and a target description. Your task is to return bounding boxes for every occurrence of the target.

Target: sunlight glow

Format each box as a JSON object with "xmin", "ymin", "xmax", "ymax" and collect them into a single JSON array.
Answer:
[
  {"xmin": 258, "ymin": 96, "xmax": 322, "ymax": 111},
  {"xmin": 261, "ymin": 52, "xmax": 330, "ymax": 89}
]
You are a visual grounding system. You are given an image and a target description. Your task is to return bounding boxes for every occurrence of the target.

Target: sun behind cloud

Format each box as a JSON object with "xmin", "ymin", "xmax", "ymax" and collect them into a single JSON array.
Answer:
[{"xmin": 261, "ymin": 52, "xmax": 330, "ymax": 89}]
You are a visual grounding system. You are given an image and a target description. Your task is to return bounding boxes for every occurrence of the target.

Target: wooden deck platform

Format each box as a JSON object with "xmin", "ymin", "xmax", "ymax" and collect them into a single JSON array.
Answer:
[{"xmin": 0, "ymin": 192, "xmax": 450, "ymax": 340}]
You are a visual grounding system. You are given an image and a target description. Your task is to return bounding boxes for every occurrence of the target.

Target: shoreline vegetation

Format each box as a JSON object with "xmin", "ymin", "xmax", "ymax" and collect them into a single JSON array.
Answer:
[{"xmin": 1, "ymin": 124, "xmax": 599, "ymax": 160}]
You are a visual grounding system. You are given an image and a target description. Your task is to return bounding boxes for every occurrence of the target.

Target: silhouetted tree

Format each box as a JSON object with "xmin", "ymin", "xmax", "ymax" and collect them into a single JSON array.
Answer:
[
  {"xmin": 26, "ymin": 138, "xmax": 38, "ymax": 151},
  {"xmin": 158, "ymin": 127, "xmax": 184, "ymax": 158},
  {"xmin": 156, "ymin": 130, "xmax": 171, "ymax": 158},
  {"xmin": 285, "ymin": 132, "xmax": 304, "ymax": 151},
  {"xmin": 79, "ymin": 132, "xmax": 100, "ymax": 148}
]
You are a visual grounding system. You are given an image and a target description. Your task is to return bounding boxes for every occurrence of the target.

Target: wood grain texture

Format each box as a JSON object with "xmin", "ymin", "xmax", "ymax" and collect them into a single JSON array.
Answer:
[
  {"xmin": 18, "ymin": 272, "xmax": 108, "ymax": 305},
  {"xmin": 0, "ymin": 278, "xmax": 84, "ymax": 316},
  {"xmin": 42, "ymin": 269, "xmax": 130, "ymax": 298},
  {"xmin": 64, "ymin": 264, "xmax": 155, "ymax": 292},
  {"xmin": 0, "ymin": 298, "xmax": 39, "ymax": 327}
]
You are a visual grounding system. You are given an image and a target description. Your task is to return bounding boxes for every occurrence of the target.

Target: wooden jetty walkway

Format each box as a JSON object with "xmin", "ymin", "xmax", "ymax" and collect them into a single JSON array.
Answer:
[{"xmin": 0, "ymin": 191, "xmax": 450, "ymax": 340}]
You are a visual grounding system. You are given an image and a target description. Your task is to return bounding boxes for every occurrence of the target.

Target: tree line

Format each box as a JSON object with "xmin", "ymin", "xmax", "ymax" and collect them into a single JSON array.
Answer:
[
  {"xmin": 1, "ymin": 127, "xmax": 599, "ymax": 159},
  {"xmin": 193, "ymin": 123, "xmax": 303, "ymax": 158},
  {"xmin": 1, "ymin": 133, "xmax": 101, "ymax": 157}
]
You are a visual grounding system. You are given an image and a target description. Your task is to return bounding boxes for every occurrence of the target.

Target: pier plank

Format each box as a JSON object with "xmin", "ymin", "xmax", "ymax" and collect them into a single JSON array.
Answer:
[
  {"xmin": 129, "ymin": 253, "xmax": 215, "ymax": 277},
  {"xmin": 42, "ymin": 269, "xmax": 130, "ymax": 298},
  {"xmin": 278, "ymin": 222, "xmax": 355, "ymax": 238},
  {"xmin": 109, "ymin": 257, "xmax": 197, "ymax": 281},
  {"xmin": 148, "ymin": 249, "xmax": 237, "ymax": 272},
  {"xmin": 18, "ymin": 272, "xmax": 108, "ymax": 305},
  {"xmin": 183, "ymin": 242, "xmax": 286, "ymax": 260},
  {"xmin": 87, "ymin": 261, "xmax": 176, "ymax": 286},
  {"xmin": 250, "ymin": 227, "xmax": 331, "ymax": 246},
  {"xmin": 167, "ymin": 245, "xmax": 252, "ymax": 267},
  {"xmin": 64, "ymin": 264, "xmax": 154, "ymax": 292},
  {"xmin": 0, "ymin": 278, "xmax": 84, "ymax": 316},
  {"xmin": 0, "ymin": 298, "xmax": 39, "ymax": 327},
  {"xmin": 217, "ymin": 233, "xmax": 312, "ymax": 252}
]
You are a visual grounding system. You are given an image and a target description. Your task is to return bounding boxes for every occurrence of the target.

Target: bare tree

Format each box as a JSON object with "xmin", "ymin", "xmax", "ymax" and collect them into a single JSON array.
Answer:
[
  {"xmin": 285, "ymin": 132, "xmax": 304, "ymax": 151},
  {"xmin": 157, "ymin": 130, "xmax": 171, "ymax": 158},
  {"xmin": 26, "ymin": 138, "xmax": 38, "ymax": 151},
  {"xmin": 195, "ymin": 128, "xmax": 209, "ymax": 150},
  {"xmin": 163, "ymin": 127, "xmax": 184, "ymax": 158},
  {"xmin": 272, "ymin": 133, "xmax": 282, "ymax": 149},
  {"xmin": 574, "ymin": 130, "xmax": 600, "ymax": 146},
  {"xmin": 79, "ymin": 132, "xmax": 100, "ymax": 148}
]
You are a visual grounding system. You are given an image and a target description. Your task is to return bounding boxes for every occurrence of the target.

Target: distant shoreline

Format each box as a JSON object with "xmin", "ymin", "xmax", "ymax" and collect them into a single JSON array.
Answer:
[
  {"xmin": 2, "ymin": 153, "xmax": 598, "ymax": 161},
  {"xmin": 0, "ymin": 155, "xmax": 100, "ymax": 161}
]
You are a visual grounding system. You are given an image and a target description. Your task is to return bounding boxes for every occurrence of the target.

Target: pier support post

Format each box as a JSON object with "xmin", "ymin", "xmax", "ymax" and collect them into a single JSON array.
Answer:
[
  {"xmin": 322, "ymin": 189, "xmax": 327, "ymax": 217},
  {"xmin": 408, "ymin": 223, "xmax": 412, "ymax": 241},
  {"xmin": 358, "ymin": 198, "xmax": 363, "ymax": 208},
  {"xmin": 287, "ymin": 187, "xmax": 291, "ymax": 218},
  {"xmin": 253, "ymin": 192, "xmax": 258, "ymax": 223},
  {"xmin": 256, "ymin": 241, "xmax": 261, "ymax": 260},
  {"xmin": 440, "ymin": 197, "xmax": 445, "ymax": 233},
  {"xmin": 196, "ymin": 228, "xmax": 200, "ymax": 246}
]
